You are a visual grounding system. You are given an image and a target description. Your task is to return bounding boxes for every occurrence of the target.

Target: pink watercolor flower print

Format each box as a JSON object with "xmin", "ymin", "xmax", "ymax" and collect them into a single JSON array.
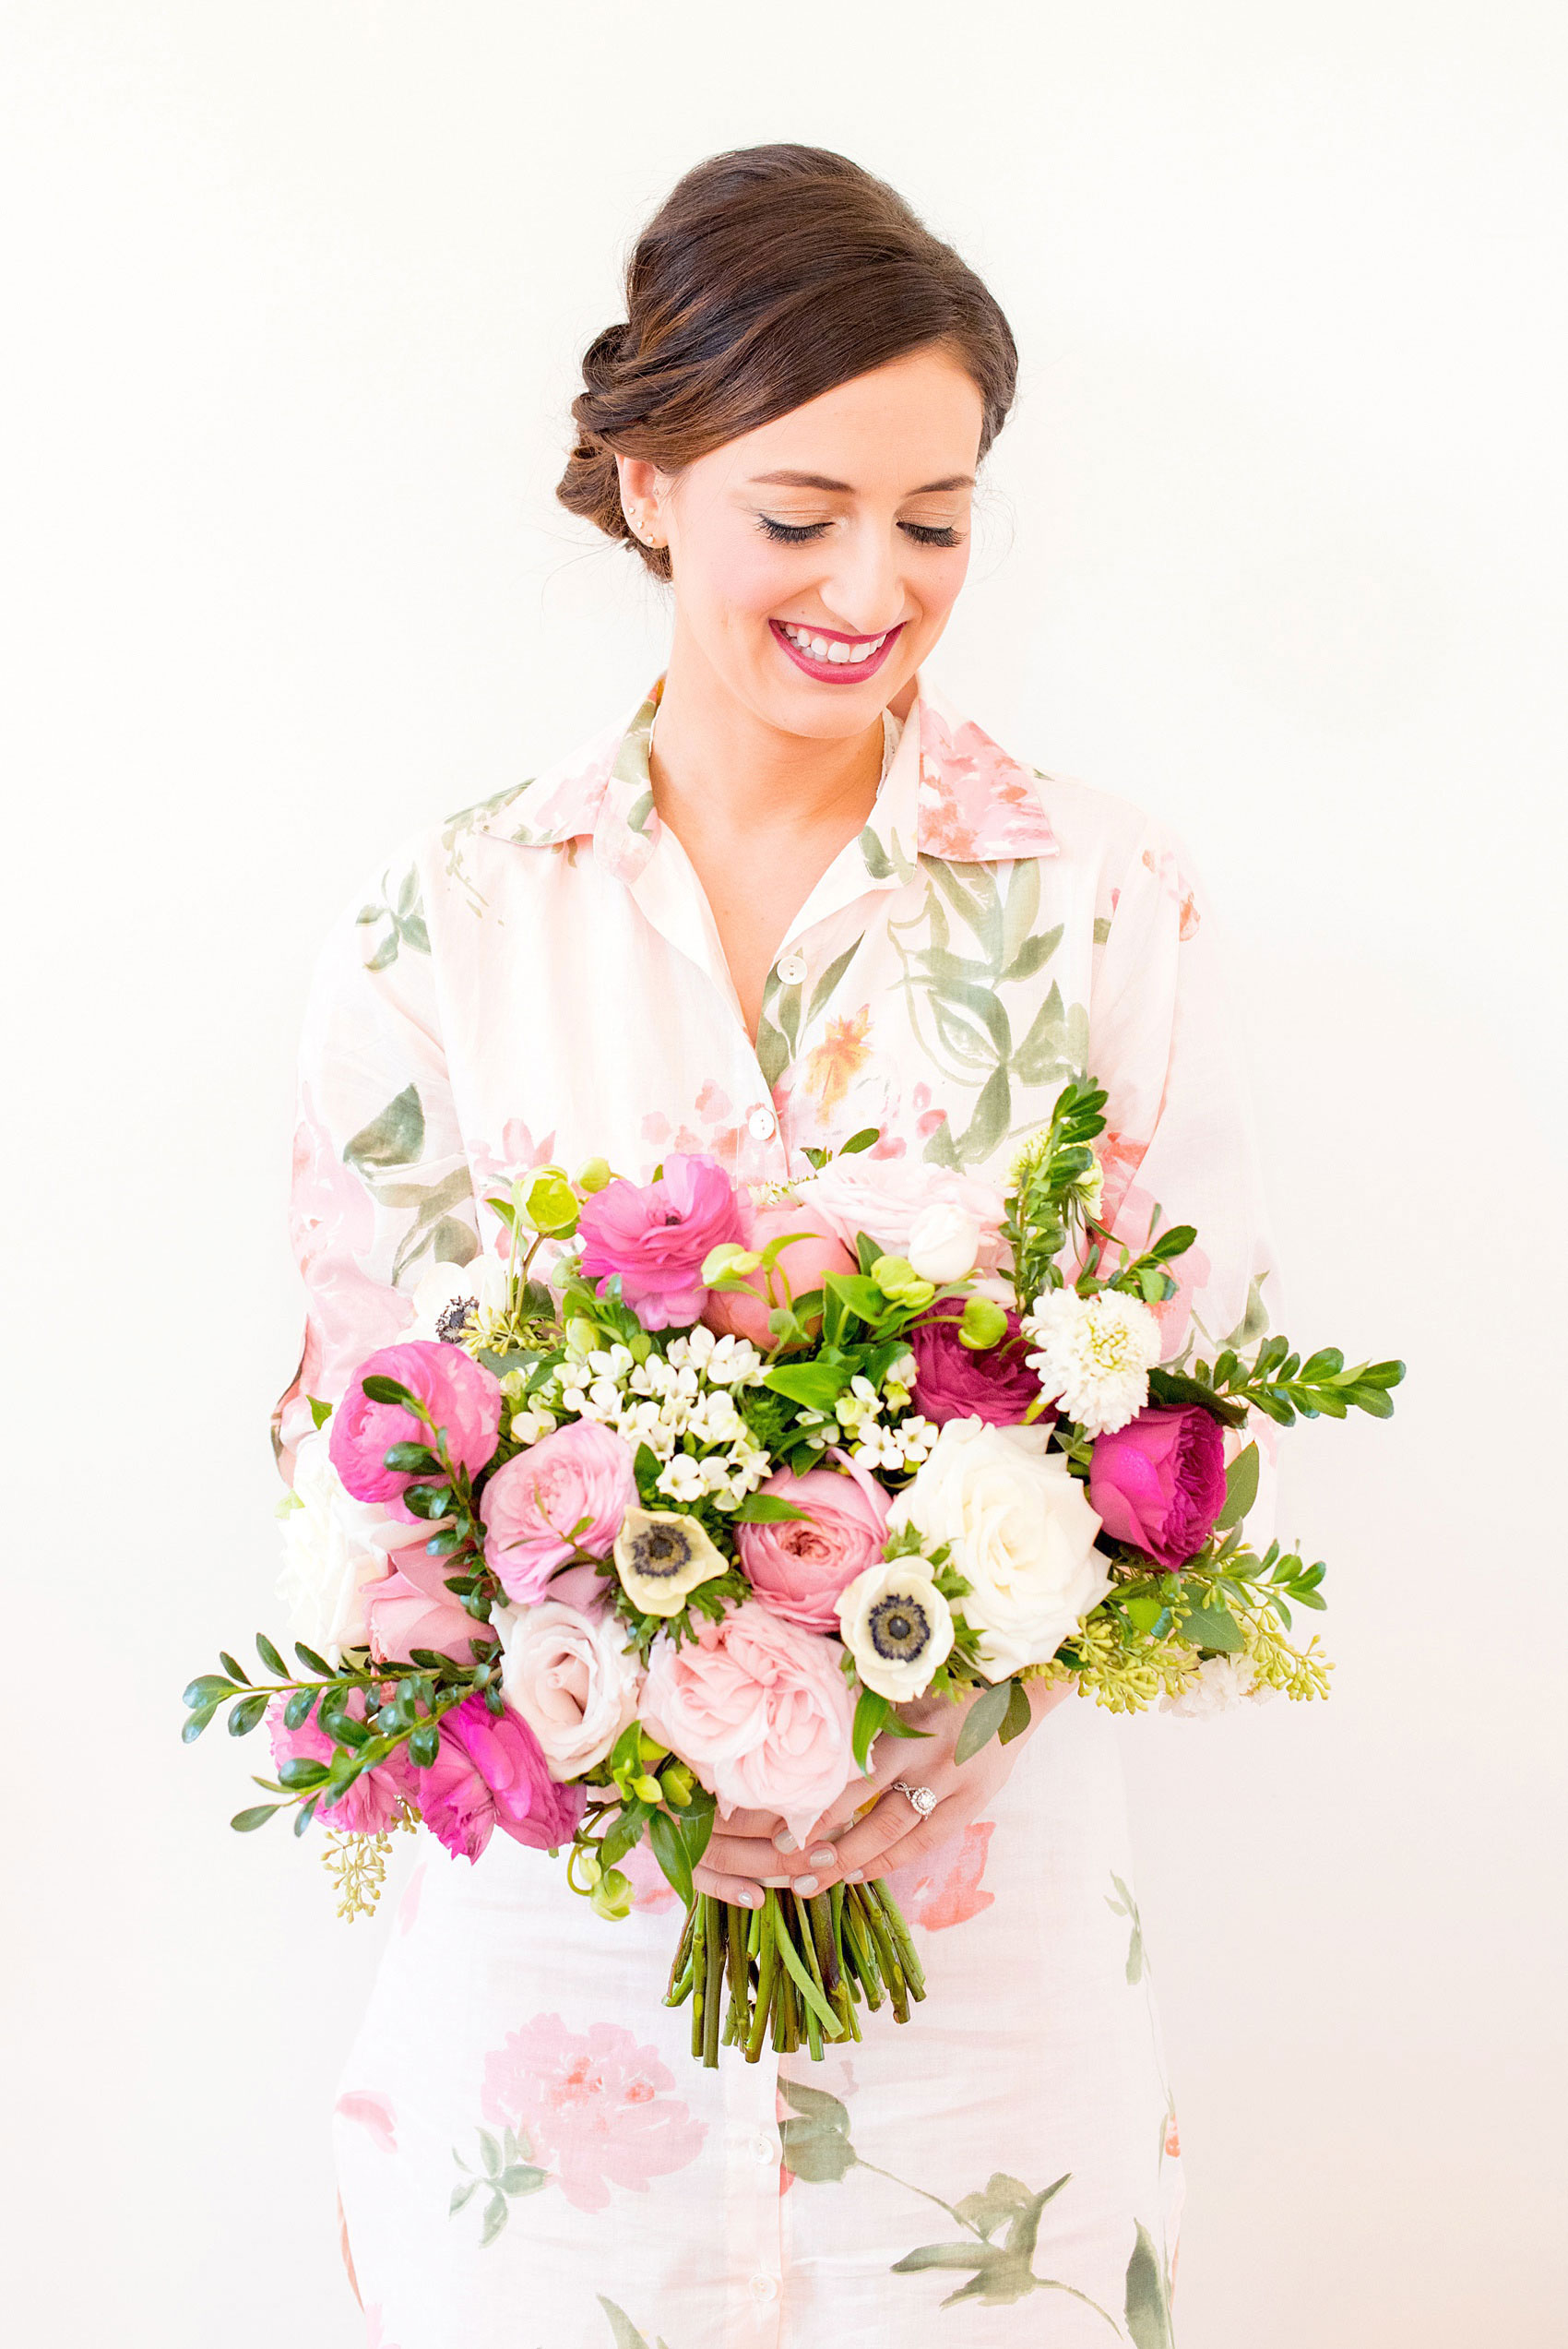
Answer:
[
  {"xmin": 917, "ymin": 709, "xmax": 1058, "ymax": 862},
  {"xmin": 336, "ymin": 2090, "xmax": 398, "ymax": 2155},
  {"xmin": 480, "ymin": 2015, "xmax": 706, "ymax": 2213},
  {"xmin": 884, "ymin": 1819, "xmax": 997, "ymax": 1929},
  {"xmin": 1141, "ymin": 845, "xmax": 1202, "ymax": 940}
]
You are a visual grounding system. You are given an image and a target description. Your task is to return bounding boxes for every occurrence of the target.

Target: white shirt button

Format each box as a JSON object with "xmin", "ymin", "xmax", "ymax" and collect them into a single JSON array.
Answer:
[
  {"xmin": 775, "ymin": 950, "xmax": 808, "ymax": 986},
  {"xmin": 749, "ymin": 2274, "xmax": 778, "ymax": 2304},
  {"xmin": 751, "ymin": 2131, "xmax": 778, "ymax": 2164},
  {"xmin": 747, "ymin": 1106, "xmax": 777, "ymax": 1141}
]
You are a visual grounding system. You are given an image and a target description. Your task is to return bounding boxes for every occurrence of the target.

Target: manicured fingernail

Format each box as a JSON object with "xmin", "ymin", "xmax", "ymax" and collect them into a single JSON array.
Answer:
[
  {"xmin": 762, "ymin": 1875, "xmax": 790, "ymax": 1888},
  {"xmin": 738, "ymin": 1887, "xmax": 762, "ymax": 1908},
  {"xmin": 773, "ymin": 1831, "xmax": 798, "ymax": 1854},
  {"xmin": 808, "ymin": 1845, "xmax": 835, "ymax": 1866},
  {"xmin": 845, "ymin": 1869, "xmax": 863, "ymax": 1884},
  {"xmin": 795, "ymin": 1874, "xmax": 820, "ymax": 1896}
]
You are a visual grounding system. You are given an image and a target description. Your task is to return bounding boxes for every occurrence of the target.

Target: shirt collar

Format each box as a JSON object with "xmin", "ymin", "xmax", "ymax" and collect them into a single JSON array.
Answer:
[{"xmin": 470, "ymin": 671, "xmax": 1058, "ymax": 876}]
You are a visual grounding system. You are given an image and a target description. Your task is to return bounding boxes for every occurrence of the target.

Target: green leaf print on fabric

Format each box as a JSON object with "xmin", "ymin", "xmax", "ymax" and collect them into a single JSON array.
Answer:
[
  {"xmin": 778, "ymin": 2077, "xmax": 858, "ymax": 2182},
  {"xmin": 449, "ymin": 2124, "xmax": 548, "ymax": 2247},
  {"xmin": 887, "ymin": 858, "xmax": 1087, "ymax": 1168},
  {"xmin": 597, "ymin": 2298, "xmax": 671, "ymax": 2349},
  {"xmin": 892, "ymin": 2173, "xmax": 1118, "ymax": 2324},
  {"xmin": 344, "ymin": 1085, "xmax": 425, "ymax": 1172},
  {"xmin": 1124, "ymin": 2221, "xmax": 1176, "ymax": 2349},
  {"xmin": 356, "ymin": 867, "xmax": 431, "ymax": 969},
  {"xmin": 1106, "ymin": 1875, "xmax": 1146, "ymax": 1986}
]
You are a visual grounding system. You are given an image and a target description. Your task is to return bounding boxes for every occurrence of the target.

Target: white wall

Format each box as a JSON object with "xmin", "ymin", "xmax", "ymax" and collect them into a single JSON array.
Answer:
[{"xmin": 4, "ymin": 4, "xmax": 1562, "ymax": 2341}]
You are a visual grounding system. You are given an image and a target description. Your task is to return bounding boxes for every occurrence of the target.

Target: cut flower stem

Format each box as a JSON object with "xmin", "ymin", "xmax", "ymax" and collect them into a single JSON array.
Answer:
[{"xmin": 665, "ymin": 1882, "xmax": 925, "ymax": 2068}]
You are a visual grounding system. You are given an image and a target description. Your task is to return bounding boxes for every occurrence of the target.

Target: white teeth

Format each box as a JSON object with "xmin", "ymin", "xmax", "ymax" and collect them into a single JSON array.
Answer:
[
  {"xmin": 810, "ymin": 636, "xmax": 830, "ymax": 657},
  {"xmin": 779, "ymin": 622, "xmax": 890, "ymax": 663},
  {"xmin": 826, "ymin": 641, "xmax": 851, "ymax": 662}
]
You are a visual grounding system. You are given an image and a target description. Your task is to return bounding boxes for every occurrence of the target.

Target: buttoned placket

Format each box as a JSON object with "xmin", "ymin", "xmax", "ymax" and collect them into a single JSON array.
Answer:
[{"xmin": 717, "ymin": 2039, "xmax": 789, "ymax": 2343}]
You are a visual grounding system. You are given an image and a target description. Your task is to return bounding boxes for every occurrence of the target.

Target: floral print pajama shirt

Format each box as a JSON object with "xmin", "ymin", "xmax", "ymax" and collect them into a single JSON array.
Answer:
[{"xmin": 281, "ymin": 674, "xmax": 1273, "ymax": 2347}]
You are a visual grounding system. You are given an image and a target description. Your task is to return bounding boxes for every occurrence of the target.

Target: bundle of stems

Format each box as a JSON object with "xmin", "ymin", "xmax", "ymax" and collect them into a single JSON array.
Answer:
[{"xmin": 664, "ymin": 1881, "xmax": 926, "ymax": 2067}]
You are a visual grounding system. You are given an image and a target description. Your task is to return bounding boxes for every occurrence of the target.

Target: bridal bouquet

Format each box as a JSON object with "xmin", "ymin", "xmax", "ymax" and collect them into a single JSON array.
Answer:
[{"xmin": 183, "ymin": 1079, "xmax": 1401, "ymax": 2065}]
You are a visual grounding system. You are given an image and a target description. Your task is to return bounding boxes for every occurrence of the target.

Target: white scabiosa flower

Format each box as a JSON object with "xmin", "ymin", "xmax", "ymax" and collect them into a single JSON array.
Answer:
[
  {"xmin": 612, "ymin": 1507, "xmax": 729, "ymax": 1616},
  {"xmin": 407, "ymin": 1249, "xmax": 512, "ymax": 1344},
  {"xmin": 837, "ymin": 1560, "xmax": 955, "ymax": 1701},
  {"xmin": 1160, "ymin": 1652, "xmax": 1277, "ymax": 1719},
  {"xmin": 1021, "ymin": 1287, "xmax": 1163, "ymax": 1436}
]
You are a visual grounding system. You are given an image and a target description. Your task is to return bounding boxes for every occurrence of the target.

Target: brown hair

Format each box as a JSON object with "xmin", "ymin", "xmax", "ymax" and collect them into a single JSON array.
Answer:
[{"xmin": 557, "ymin": 144, "xmax": 1018, "ymax": 579}]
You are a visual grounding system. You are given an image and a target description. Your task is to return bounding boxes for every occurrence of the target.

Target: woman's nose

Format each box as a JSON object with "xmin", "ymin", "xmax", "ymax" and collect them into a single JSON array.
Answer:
[{"xmin": 817, "ymin": 522, "xmax": 907, "ymax": 638}]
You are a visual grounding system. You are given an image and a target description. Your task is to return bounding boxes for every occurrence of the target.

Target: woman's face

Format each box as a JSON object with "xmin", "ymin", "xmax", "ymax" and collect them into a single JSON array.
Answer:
[{"xmin": 621, "ymin": 345, "xmax": 984, "ymax": 738}]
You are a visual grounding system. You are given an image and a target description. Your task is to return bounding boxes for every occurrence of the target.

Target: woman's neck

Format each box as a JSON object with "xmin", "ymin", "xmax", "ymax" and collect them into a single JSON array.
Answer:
[{"xmin": 647, "ymin": 635, "xmax": 890, "ymax": 853}]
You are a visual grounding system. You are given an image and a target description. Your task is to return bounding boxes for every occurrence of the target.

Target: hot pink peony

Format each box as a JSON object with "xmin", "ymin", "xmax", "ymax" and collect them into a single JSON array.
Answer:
[
  {"xmin": 366, "ymin": 1540, "xmax": 490, "ymax": 1664},
  {"xmin": 267, "ymin": 1688, "xmax": 411, "ymax": 1834},
  {"xmin": 1088, "ymin": 1403, "xmax": 1227, "ymax": 1570},
  {"xmin": 481, "ymin": 1420, "xmax": 637, "ymax": 1604},
  {"xmin": 909, "ymin": 1308, "xmax": 1048, "ymax": 1427},
  {"xmin": 736, "ymin": 1456, "xmax": 890, "ymax": 1630},
  {"xmin": 701, "ymin": 1192, "xmax": 857, "ymax": 1347},
  {"xmin": 640, "ymin": 1602, "xmax": 855, "ymax": 1845},
  {"xmin": 329, "ymin": 1341, "xmax": 503, "ymax": 1520},
  {"xmin": 576, "ymin": 1152, "xmax": 743, "ymax": 1329},
  {"xmin": 413, "ymin": 1694, "xmax": 585, "ymax": 1863}
]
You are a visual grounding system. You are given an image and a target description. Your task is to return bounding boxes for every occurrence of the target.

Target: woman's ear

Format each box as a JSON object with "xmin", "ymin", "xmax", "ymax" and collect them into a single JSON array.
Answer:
[{"xmin": 615, "ymin": 456, "xmax": 666, "ymax": 548}]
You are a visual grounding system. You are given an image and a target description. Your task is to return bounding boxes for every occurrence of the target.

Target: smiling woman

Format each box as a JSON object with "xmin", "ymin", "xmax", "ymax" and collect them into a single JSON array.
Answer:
[{"xmin": 298, "ymin": 142, "xmax": 1267, "ymax": 2349}]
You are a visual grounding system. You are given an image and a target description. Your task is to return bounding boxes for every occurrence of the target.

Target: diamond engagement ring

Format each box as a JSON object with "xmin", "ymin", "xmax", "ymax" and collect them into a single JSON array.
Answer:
[{"xmin": 892, "ymin": 1781, "xmax": 939, "ymax": 1819}]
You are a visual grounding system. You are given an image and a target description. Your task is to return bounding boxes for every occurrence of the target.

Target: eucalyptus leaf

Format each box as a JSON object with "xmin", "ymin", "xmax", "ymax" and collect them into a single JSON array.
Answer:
[{"xmin": 955, "ymin": 1679, "xmax": 1013, "ymax": 1764}]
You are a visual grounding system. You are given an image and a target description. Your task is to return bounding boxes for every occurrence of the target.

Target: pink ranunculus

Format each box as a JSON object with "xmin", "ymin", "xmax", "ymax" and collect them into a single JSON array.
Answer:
[
  {"xmin": 801, "ymin": 1158, "xmax": 1006, "ymax": 1271},
  {"xmin": 640, "ymin": 1603, "xmax": 855, "ymax": 1846},
  {"xmin": 909, "ymin": 1308, "xmax": 1049, "ymax": 1427},
  {"xmin": 412, "ymin": 1693, "xmax": 585, "ymax": 1864},
  {"xmin": 701, "ymin": 1192, "xmax": 857, "ymax": 1347},
  {"xmin": 267, "ymin": 1688, "xmax": 411, "ymax": 1835},
  {"xmin": 366, "ymin": 1540, "xmax": 491, "ymax": 1664},
  {"xmin": 576, "ymin": 1152, "xmax": 744, "ymax": 1330},
  {"xmin": 481, "ymin": 1420, "xmax": 637, "ymax": 1604},
  {"xmin": 1089, "ymin": 1403, "xmax": 1227, "ymax": 1570},
  {"xmin": 736, "ymin": 1455, "xmax": 890, "ymax": 1630},
  {"xmin": 328, "ymin": 1341, "xmax": 503, "ymax": 1520},
  {"xmin": 481, "ymin": 2014, "xmax": 706, "ymax": 2214}
]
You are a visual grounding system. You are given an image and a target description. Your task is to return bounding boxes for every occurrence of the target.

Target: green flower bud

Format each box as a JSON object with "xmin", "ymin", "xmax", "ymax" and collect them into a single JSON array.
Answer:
[
  {"xmin": 526, "ymin": 1169, "xmax": 579, "ymax": 1235},
  {"xmin": 872, "ymin": 1254, "xmax": 936, "ymax": 1312},
  {"xmin": 661, "ymin": 1761, "xmax": 695, "ymax": 1807},
  {"xmin": 958, "ymin": 1294, "xmax": 1011, "ymax": 1351},
  {"xmin": 565, "ymin": 1317, "xmax": 601, "ymax": 1356},
  {"xmin": 701, "ymin": 1243, "xmax": 761, "ymax": 1284},
  {"xmin": 633, "ymin": 1773, "xmax": 665, "ymax": 1805},
  {"xmin": 637, "ymin": 1732, "xmax": 670, "ymax": 1765},
  {"xmin": 576, "ymin": 1155, "xmax": 612, "ymax": 1194},
  {"xmin": 590, "ymin": 1866, "xmax": 634, "ymax": 1922}
]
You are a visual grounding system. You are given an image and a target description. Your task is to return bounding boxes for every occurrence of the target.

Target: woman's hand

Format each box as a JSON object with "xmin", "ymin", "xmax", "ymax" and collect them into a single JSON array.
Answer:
[{"xmin": 688, "ymin": 1678, "xmax": 1073, "ymax": 1906}]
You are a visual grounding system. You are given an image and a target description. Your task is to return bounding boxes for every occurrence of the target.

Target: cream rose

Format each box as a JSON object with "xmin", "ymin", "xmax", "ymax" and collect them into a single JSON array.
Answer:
[
  {"xmin": 277, "ymin": 1429, "xmax": 429, "ymax": 1665},
  {"xmin": 885, "ymin": 1418, "xmax": 1109, "ymax": 1680},
  {"xmin": 906, "ymin": 1200, "xmax": 984, "ymax": 1285},
  {"xmin": 495, "ymin": 1598, "xmax": 643, "ymax": 1777}
]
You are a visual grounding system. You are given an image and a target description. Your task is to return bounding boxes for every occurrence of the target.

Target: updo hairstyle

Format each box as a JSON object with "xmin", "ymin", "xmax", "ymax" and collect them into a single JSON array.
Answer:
[{"xmin": 557, "ymin": 144, "xmax": 1018, "ymax": 580}]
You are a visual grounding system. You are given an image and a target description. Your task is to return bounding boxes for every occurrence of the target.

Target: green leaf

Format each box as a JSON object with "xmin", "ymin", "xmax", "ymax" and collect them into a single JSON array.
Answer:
[
  {"xmin": 449, "ymin": 2179, "xmax": 479, "ymax": 2216},
  {"xmin": 282, "ymin": 1687, "xmax": 316, "ymax": 1730},
  {"xmin": 953, "ymin": 2171, "xmax": 1036, "ymax": 2241},
  {"xmin": 1215, "ymin": 1441, "xmax": 1259, "ymax": 1530},
  {"xmin": 955, "ymin": 1679, "xmax": 1014, "ymax": 1764},
  {"xmin": 181, "ymin": 1704, "xmax": 220, "ymax": 1743},
  {"xmin": 806, "ymin": 936, "xmax": 864, "ymax": 1024},
  {"xmin": 219, "ymin": 1651, "xmax": 250, "ymax": 1686},
  {"xmin": 182, "ymin": 1674, "xmax": 237, "ymax": 1709},
  {"xmin": 360, "ymin": 1374, "xmax": 416, "ymax": 1408},
  {"xmin": 383, "ymin": 1440, "xmax": 442, "ymax": 1474},
  {"xmin": 1124, "ymin": 2220, "xmax": 1174, "ymax": 2349},
  {"xmin": 598, "ymin": 2297, "xmax": 655, "ymax": 2349},
  {"xmin": 227, "ymin": 1692, "xmax": 269, "ymax": 1737},
  {"xmin": 1174, "ymin": 1604, "xmax": 1242, "ymax": 1652},
  {"xmin": 231, "ymin": 1803, "xmax": 283, "ymax": 1832},
  {"xmin": 839, "ymin": 1126, "xmax": 879, "ymax": 1155},
  {"xmin": 678, "ymin": 1806, "xmax": 714, "ymax": 1875},
  {"xmin": 778, "ymin": 2076, "xmax": 857, "ymax": 2181},
  {"xmin": 852, "ymin": 1687, "xmax": 892, "ymax": 1773},
  {"xmin": 407, "ymin": 1721, "xmax": 440, "ymax": 1769},
  {"xmin": 255, "ymin": 1633, "xmax": 289, "ymax": 1677},
  {"xmin": 763, "ymin": 1361, "xmax": 849, "ymax": 1413},
  {"xmin": 479, "ymin": 2191, "xmax": 509, "ymax": 2246},
  {"xmin": 344, "ymin": 1083, "xmax": 425, "ymax": 1172},
  {"xmin": 307, "ymin": 1395, "xmax": 333, "ymax": 1430},
  {"xmin": 731, "ymin": 1492, "xmax": 808, "ymax": 1524},
  {"xmin": 278, "ymin": 1757, "xmax": 329, "ymax": 1790},
  {"xmin": 998, "ymin": 1677, "xmax": 1032, "ymax": 1746},
  {"xmin": 647, "ymin": 1809, "xmax": 693, "ymax": 1906}
]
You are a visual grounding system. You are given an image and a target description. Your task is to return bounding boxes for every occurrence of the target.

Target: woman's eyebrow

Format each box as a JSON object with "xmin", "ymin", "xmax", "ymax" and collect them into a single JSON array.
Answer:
[{"xmin": 747, "ymin": 469, "xmax": 976, "ymax": 495}]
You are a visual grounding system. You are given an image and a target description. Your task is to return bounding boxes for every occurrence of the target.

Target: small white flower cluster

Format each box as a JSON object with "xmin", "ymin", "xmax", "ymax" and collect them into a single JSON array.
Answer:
[
  {"xmin": 1160, "ymin": 1652, "xmax": 1278, "ymax": 1720},
  {"xmin": 541, "ymin": 1325, "xmax": 772, "ymax": 1510},
  {"xmin": 796, "ymin": 1354, "xmax": 938, "ymax": 1474},
  {"xmin": 1020, "ymin": 1286, "xmax": 1163, "ymax": 1436}
]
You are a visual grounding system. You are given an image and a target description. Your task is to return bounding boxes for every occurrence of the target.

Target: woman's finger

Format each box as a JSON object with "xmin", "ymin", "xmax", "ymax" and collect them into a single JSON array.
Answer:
[
  {"xmin": 702, "ymin": 1830, "xmax": 818, "ymax": 1884},
  {"xmin": 691, "ymin": 1864, "xmax": 764, "ymax": 1908},
  {"xmin": 822, "ymin": 1779, "xmax": 960, "ymax": 1882},
  {"xmin": 849, "ymin": 1787, "xmax": 968, "ymax": 1883}
]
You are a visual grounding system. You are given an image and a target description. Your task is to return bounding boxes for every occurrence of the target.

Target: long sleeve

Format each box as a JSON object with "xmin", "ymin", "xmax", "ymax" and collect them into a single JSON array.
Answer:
[
  {"xmin": 1087, "ymin": 821, "xmax": 1281, "ymax": 1533},
  {"xmin": 273, "ymin": 852, "xmax": 480, "ymax": 1471}
]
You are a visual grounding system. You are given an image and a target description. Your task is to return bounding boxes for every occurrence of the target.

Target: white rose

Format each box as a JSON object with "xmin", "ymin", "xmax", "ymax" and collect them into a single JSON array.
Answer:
[
  {"xmin": 800, "ymin": 1162, "xmax": 1005, "ymax": 1268},
  {"xmin": 407, "ymin": 1248, "xmax": 512, "ymax": 1344},
  {"xmin": 906, "ymin": 1201, "xmax": 983, "ymax": 1284},
  {"xmin": 886, "ymin": 1418, "xmax": 1109, "ymax": 1680},
  {"xmin": 496, "ymin": 1598, "xmax": 643, "ymax": 1777},
  {"xmin": 836, "ymin": 1560, "xmax": 955, "ymax": 1701},
  {"xmin": 277, "ymin": 1430, "xmax": 428, "ymax": 1664}
]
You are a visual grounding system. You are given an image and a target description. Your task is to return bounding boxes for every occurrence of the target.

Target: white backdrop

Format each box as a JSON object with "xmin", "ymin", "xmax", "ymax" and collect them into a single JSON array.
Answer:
[{"xmin": 3, "ymin": 4, "xmax": 1563, "ymax": 2342}]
